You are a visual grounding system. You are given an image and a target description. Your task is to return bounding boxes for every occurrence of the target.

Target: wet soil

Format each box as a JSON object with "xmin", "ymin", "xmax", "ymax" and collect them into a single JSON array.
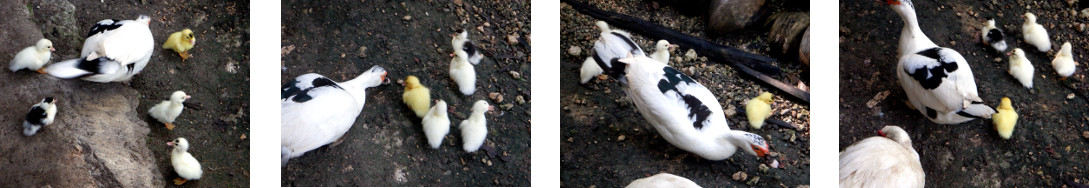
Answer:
[
  {"xmin": 560, "ymin": 0, "xmax": 810, "ymax": 187},
  {"xmin": 840, "ymin": 0, "xmax": 1089, "ymax": 186},
  {"xmin": 280, "ymin": 0, "xmax": 530, "ymax": 186}
]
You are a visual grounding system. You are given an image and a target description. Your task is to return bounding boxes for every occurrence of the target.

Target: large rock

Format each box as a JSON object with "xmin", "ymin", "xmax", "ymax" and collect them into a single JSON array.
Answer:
[
  {"xmin": 0, "ymin": 1, "xmax": 164, "ymax": 187},
  {"xmin": 30, "ymin": 0, "xmax": 81, "ymax": 57},
  {"xmin": 765, "ymin": 12, "xmax": 809, "ymax": 58},
  {"xmin": 707, "ymin": 0, "xmax": 766, "ymax": 35}
]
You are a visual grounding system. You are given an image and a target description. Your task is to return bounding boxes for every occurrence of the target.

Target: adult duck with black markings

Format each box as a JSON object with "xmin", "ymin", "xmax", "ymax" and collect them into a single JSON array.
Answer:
[
  {"xmin": 281, "ymin": 65, "xmax": 388, "ymax": 167},
  {"xmin": 44, "ymin": 15, "xmax": 153, "ymax": 83}
]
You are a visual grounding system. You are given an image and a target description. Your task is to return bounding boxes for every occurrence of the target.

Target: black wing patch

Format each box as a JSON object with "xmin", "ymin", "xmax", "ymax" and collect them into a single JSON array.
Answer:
[
  {"xmin": 75, "ymin": 57, "xmax": 115, "ymax": 74},
  {"xmin": 657, "ymin": 67, "xmax": 711, "ymax": 129},
  {"xmin": 281, "ymin": 79, "xmax": 302, "ymax": 100},
  {"xmin": 985, "ymin": 29, "xmax": 1004, "ymax": 43},
  {"xmin": 282, "ymin": 76, "xmax": 342, "ymax": 103},
  {"xmin": 462, "ymin": 41, "xmax": 478, "ymax": 58},
  {"xmin": 26, "ymin": 106, "xmax": 46, "ymax": 125},
  {"xmin": 906, "ymin": 48, "xmax": 959, "ymax": 90},
  {"xmin": 87, "ymin": 19, "xmax": 122, "ymax": 37},
  {"xmin": 925, "ymin": 106, "xmax": 937, "ymax": 119}
]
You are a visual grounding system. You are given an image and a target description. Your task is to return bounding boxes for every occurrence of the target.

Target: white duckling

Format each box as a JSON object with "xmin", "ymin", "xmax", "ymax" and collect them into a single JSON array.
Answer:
[
  {"xmin": 168, "ymin": 137, "xmax": 202, "ymax": 185},
  {"xmin": 23, "ymin": 97, "xmax": 57, "ymax": 136},
  {"xmin": 422, "ymin": 100, "xmax": 450, "ymax": 149},
  {"xmin": 580, "ymin": 57, "xmax": 603, "ymax": 84},
  {"xmin": 1007, "ymin": 48, "xmax": 1035, "ymax": 89},
  {"xmin": 1052, "ymin": 42, "xmax": 1076, "ymax": 79},
  {"xmin": 281, "ymin": 65, "xmax": 388, "ymax": 166},
  {"xmin": 450, "ymin": 30, "xmax": 478, "ymax": 95},
  {"xmin": 885, "ymin": 0, "xmax": 995, "ymax": 124},
  {"xmin": 44, "ymin": 15, "xmax": 154, "ymax": 83},
  {"xmin": 592, "ymin": 20, "xmax": 646, "ymax": 84},
  {"xmin": 1022, "ymin": 12, "xmax": 1051, "ymax": 52},
  {"xmin": 625, "ymin": 173, "xmax": 702, "ymax": 188},
  {"xmin": 617, "ymin": 55, "xmax": 769, "ymax": 161},
  {"xmin": 9, "ymin": 39, "xmax": 54, "ymax": 73},
  {"xmin": 981, "ymin": 19, "xmax": 1007, "ymax": 52},
  {"xmin": 460, "ymin": 100, "xmax": 493, "ymax": 152},
  {"xmin": 149, "ymin": 91, "xmax": 190, "ymax": 130},
  {"xmin": 650, "ymin": 40, "xmax": 677, "ymax": 65},
  {"xmin": 840, "ymin": 126, "xmax": 924, "ymax": 187}
]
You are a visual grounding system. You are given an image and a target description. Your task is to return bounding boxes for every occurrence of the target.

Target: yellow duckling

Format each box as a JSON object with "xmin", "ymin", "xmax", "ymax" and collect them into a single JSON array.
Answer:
[
  {"xmin": 163, "ymin": 29, "xmax": 196, "ymax": 61},
  {"xmin": 402, "ymin": 76, "xmax": 431, "ymax": 118},
  {"xmin": 745, "ymin": 92, "xmax": 774, "ymax": 129},
  {"xmin": 993, "ymin": 97, "xmax": 1018, "ymax": 139}
]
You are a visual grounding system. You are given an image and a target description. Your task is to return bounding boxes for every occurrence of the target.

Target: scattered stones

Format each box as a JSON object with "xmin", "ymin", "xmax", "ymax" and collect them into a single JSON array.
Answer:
[
  {"xmin": 358, "ymin": 46, "xmax": 368, "ymax": 58},
  {"xmin": 759, "ymin": 164, "xmax": 770, "ymax": 173},
  {"xmin": 1082, "ymin": 131, "xmax": 1089, "ymax": 140},
  {"xmin": 746, "ymin": 176, "xmax": 760, "ymax": 185},
  {"xmin": 501, "ymin": 103, "xmax": 514, "ymax": 110},
  {"xmin": 617, "ymin": 135, "xmax": 625, "ymax": 141},
  {"xmin": 510, "ymin": 71, "xmax": 522, "ymax": 79},
  {"xmin": 507, "ymin": 34, "xmax": 520, "ymax": 44},
  {"xmin": 402, "ymin": 15, "xmax": 412, "ymax": 21},
  {"xmin": 489, "ymin": 92, "xmax": 504, "ymax": 102},
  {"xmin": 515, "ymin": 95, "xmax": 525, "ymax": 104},
  {"xmin": 866, "ymin": 90, "xmax": 890, "ymax": 108},
  {"xmin": 732, "ymin": 171, "xmax": 748, "ymax": 182},
  {"xmin": 684, "ymin": 49, "xmax": 698, "ymax": 61},
  {"xmin": 568, "ymin": 46, "xmax": 582, "ymax": 56}
]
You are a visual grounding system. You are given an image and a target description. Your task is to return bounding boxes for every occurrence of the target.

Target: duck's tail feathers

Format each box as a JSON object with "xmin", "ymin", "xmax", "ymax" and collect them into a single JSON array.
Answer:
[
  {"xmin": 45, "ymin": 56, "xmax": 120, "ymax": 79},
  {"xmin": 956, "ymin": 102, "xmax": 996, "ymax": 119}
]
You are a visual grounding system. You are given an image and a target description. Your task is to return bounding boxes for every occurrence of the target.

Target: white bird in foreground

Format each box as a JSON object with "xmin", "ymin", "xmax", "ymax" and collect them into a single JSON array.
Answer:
[
  {"xmin": 980, "ymin": 19, "xmax": 1007, "ymax": 52},
  {"xmin": 23, "ymin": 97, "xmax": 57, "ymax": 136},
  {"xmin": 168, "ymin": 137, "xmax": 202, "ymax": 185},
  {"xmin": 44, "ymin": 15, "xmax": 154, "ymax": 83},
  {"xmin": 840, "ymin": 126, "xmax": 925, "ymax": 188},
  {"xmin": 422, "ymin": 100, "xmax": 450, "ymax": 149},
  {"xmin": 1052, "ymin": 42, "xmax": 1077, "ymax": 79},
  {"xmin": 281, "ymin": 66, "xmax": 388, "ymax": 166},
  {"xmin": 618, "ymin": 55, "xmax": 769, "ymax": 161},
  {"xmin": 460, "ymin": 100, "xmax": 493, "ymax": 152},
  {"xmin": 590, "ymin": 20, "xmax": 646, "ymax": 84},
  {"xmin": 580, "ymin": 57, "xmax": 603, "ymax": 84},
  {"xmin": 625, "ymin": 173, "xmax": 702, "ymax": 188},
  {"xmin": 1007, "ymin": 48, "xmax": 1035, "ymax": 89},
  {"xmin": 650, "ymin": 40, "xmax": 677, "ymax": 65},
  {"xmin": 885, "ymin": 0, "xmax": 995, "ymax": 124},
  {"xmin": 149, "ymin": 91, "xmax": 190, "ymax": 130},
  {"xmin": 1022, "ymin": 12, "xmax": 1052, "ymax": 52},
  {"xmin": 9, "ymin": 38, "xmax": 54, "ymax": 73},
  {"xmin": 450, "ymin": 30, "xmax": 478, "ymax": 95}
]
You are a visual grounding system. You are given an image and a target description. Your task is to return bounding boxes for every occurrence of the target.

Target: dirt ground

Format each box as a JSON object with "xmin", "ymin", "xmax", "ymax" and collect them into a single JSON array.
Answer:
[
  {"xmin": 839, "ymin": 0, "xmax": 1089, "ymax": 186},
  {"xmin": 560, "ymin": 0, "xmax": 810, "ymax": 187},
  {"xmin": 279, "ymin": 0, "xmax": 530, "ymax": 186}
]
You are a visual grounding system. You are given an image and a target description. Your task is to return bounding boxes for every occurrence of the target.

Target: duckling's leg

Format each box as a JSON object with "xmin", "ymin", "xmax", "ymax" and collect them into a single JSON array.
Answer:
[
  {"xmin": 36, "ymin": 68, "xmax": 47, "ymax": 74},
  {"xmin": 179, "ymin": 51, "xmax": 191, "ymax": 61},
  {"xmin": 165, "ymin": 123, "xmax": 176, "ymax": 130},
  {"xmin": 174, "ymin": 178, "xmax": 187, "ymax": 185},
  {"xmin": 330, "ymin": 133, "xmax": 349, "ymax": 147}
]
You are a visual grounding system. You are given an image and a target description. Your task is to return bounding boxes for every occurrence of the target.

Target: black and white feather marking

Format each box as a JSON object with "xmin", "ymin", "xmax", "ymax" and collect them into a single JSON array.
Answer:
[
  {"xmin": 904, "ymin": 48, "xmax": 958, "ymax": 90},
  {"xmin": 86, "ymin": 19, "xmax": 123, "ymax": 37},
  {"xmin": 593, "ymin": 32, "xmax": 645, "ymax": 82},
  {"xmin": 985, "ymin": 29, "xmax": 1004, "ymax": 45},
  {"xmin": 656, "ymin": 67, "xmax": 712, "ymax": 129},
  {"xmin": 23, "ymin": 97, "xmax": 55, "ymax": 136},
  {"xmin": 282, "ymin": 74, "xmax": 343, "ymax": 103}
]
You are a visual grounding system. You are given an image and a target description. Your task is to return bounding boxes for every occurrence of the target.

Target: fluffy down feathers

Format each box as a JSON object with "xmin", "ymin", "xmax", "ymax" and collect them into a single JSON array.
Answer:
[
  {"xmin": 402, "ymin": 76, "xmax": 431, "ymax": 118},
  {"xmin": 1052, "ymin": 42, "xmax": 1076, "ymax": 79},
  {"xmin": 9, "ymin": 39, "xmax": 54, "ymax": 72},
  {"xmin": 745, "ymin": 92, "xmax": 774, "ymax": 129},
  {"xmin": 422, "ymin": 100, "xmax": 450, "ymax": 149},
  {"xmin": 1007, "ymin": 48, "xmax": 1035, "ymax": 89},
  {"xmin": 460, "ymin": 100, "xmax": 492, "ymax": 152},
  {"xmin": 1022, "ymin": 12, "xmax": 1052, "ymax": 52},
  {"xmin": 992, "ymin": 97, "xmax": 1017, "ymax": 139}
]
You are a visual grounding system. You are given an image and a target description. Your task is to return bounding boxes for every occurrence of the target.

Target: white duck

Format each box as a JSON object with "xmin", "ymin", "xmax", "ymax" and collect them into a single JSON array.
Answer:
[
  {"xmin": 590, "ymin": 20, "xmax": 646, "ymax": 84},
  {"xmin": 1007, "ymin": 48, "xmax": 1035, "ymax": 89},
  {"xmin": 281, "ymin": 65, "xmax": 387, "ymax": 166},
  {"xmin": 839, "ymin": 126, "xmax": 924, "ymax": 187},
  {"xmin": 625, "ymin": 173, "xmax": 702, "ymax": 188},
  {"xmin": 1022, "ymin": 12, "xmax": 1051, "ymax": 52},
  {"xmin": 886, "ymin": 0, "xmax": 995, "ymax": 124},
  {"xmin": 1052, "ymin": 42, "xmax": 1076, "ymax": 79},
  {"xmin": 579, "ymin": 57, "xmax": 603, "ymax": 84},
  {"xmin": 650, "ymin": 40, "xmax": 677, "ymax": 65},
  {"xmin": 9, "ymin": 39, "xmax": 54, "ymax": 73},
  {"xmin": 422, "ymin": 100, "xmax": 450, "ymax": 149},
  {"xmin": 450, "ymin": 30, "xmax": 478, "ymax": 95},
  {"xmin": 981, "ymin": 19, "xmax": 1007, "ymax": 52},
  {"xmin": 617, "ymin": 55, "xmax": 769, "ymax": 161},
  {"xmin": 149, "ymin": 91, "xmax": 190, "ymax": 130},
  {"xmin": 23, "ymin": 97, "xmax": 57, "ymax": 136},
  {"xmin": 460, "ymin": 100, "xmax": 493, "ymax": 152},
  {"xmin": 44, "ymin": 15, "xmax": 154, "ymax": 83},
  {"xmin": 168, "ymin": 137, "xmax": 202, "ymax": 185}
]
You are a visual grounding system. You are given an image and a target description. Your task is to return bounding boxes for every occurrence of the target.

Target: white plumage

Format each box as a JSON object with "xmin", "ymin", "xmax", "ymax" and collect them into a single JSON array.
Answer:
[
  {"xmin": 980, "ymin": 19, "xmax": 1007, "ymax": 52},
  {"xmin": 840, "ymin": 126, "xmax": 924, "ymax": 188},
  {"xmin": 22, "ymin": 97, "xmax": 57, "ymax": 136},
  {"xmin": 887, "ymin": 0, "xmax": 995, "ymax": 124},
  {"xmin": 281, "ymin": 66, "xmax": 387, "ymax": 166},
  {"xmin": 618, "ymin": 55, "xmax": 769, "ymax": 161},
  {"xmin": 169, "ymin": 138, "xmax": 203, "ymax": 182},
  {"xmin": 9, "ymin": 38, "xmax": 54, "ymax": 73},
  {"xmin": 450, "ymin": 30, "xmax": 478, "ymax": 95},
  {"xmin": 591, "ymin": 21, "xmax": 645, "ymax": 84},
  {"xmin": 625, "ymin": 173, "xmax": 702, "ymax": 188},
  {"xmin": 1052, "ymin": 42, "xmax": 1076, "ymax": 79},
  {"xmin": 422, "ymin": 100, "xmax": 450, "ymax": 149},
  {"xmin": 1007, "ymin": 48, "xmax": 1034, "ymax": 89},
  {"xmin": 44, "ymin": 15, "xmax": 154, "ymax": 83},
  {"xmin": 1022, "ymin": 12, "xmax": 1051, "ymax": 52},
  {"xmin": 460, "ymin": 100, "xmax": 492, "ymax": 152},
  {"xmin": 149, "ymin": 91, "xmax": 190, "ymax": 130},
  {"xmin": 579, "ymin": 57, "xmax": 602, "ymax": 84},
  {"xmin": 650, "ymin": 40, "xmax": 676, "ymax": 65}
]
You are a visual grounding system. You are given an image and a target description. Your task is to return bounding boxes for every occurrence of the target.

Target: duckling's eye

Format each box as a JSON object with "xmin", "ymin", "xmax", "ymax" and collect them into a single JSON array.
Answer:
[
  {"xmin": 188, "ymin": 34, "xmax": 193, "ymax": 38},
  {"xmin": 462, "ymin": 46, "xmax": 469, "ymax": 51}
]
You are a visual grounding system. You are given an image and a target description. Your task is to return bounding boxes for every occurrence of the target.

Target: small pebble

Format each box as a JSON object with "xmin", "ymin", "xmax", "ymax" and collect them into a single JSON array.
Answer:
[
  {"xmin": 758, "ymin": 164, "xmax": 770, "ymax": 173},
  {"xmin": 402, "ymin": 15, "xmax": 412, "ymax": 21},
  {"xmin": 489, "ymin": 92, "xmax": 504, "ymax": 102},
  {"xmin": 507, "ymin": 34, "xmax": 519, "ymax": 44},
  {"xmin": 1068, "ymin": 93, "xmax": 1076, "ymax": 99},
  {"xmin": 509, "ymin": 71, "xmax": 521, "ymax": 79},
  {"xmin": 732, "ymin": 171, "xmax": 748, "ymax": 182},
  {"xmin": 617, "ymin": 135, "xmax": 625, "ymax": 141},
  {"xmin": 1082, "ymin": 131, "xmax": 1089, "ymax": 139},
  {"xmin": 746, "ymin": 176, "xmax": 760, "ymax": 185},
  {"xmin": 568, "ymin": 46, "xmax": 582, "ymax": 56},
  {"xmin": 515, "ymin": 95, "xmax": 525, "ymax": 104}
]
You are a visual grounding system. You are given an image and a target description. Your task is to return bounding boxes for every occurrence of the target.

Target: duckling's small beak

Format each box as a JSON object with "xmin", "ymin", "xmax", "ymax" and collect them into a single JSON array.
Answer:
[
  {"xmin": 167, "ymin": 141, "xmax": 175, "ymax": 146},
  {"xmin": 49, "ymin": 47, "xmax": 55, "ymax": 52},
  {"xmin": 184, "ymin": 95, "xmax": 192, "ymax": 100},
  {"xmin": 488, "ymin": 105, "xmax": 495, "ymax": 112}
]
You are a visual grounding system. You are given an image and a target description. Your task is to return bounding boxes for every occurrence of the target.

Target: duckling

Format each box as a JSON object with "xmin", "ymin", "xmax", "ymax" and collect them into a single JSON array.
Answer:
[
  {"xmin": 650, "ymin": 40, "xmax": 677, "ymax": 65},
  {"xmin": 168, "ymin": 137, "xmax": 202, "ymax": 185},
  {"xmin": 450, "ymin": 30, "xmax": 478, "ymax": 95},
  {"xmin": 993, "ymin": 97, "xmax": 1017, "ymax": 139},
  {"xmin": 422, "ymin": 100, "xmax": 450, "ymax": 149},
  {"xmin": 1052, "ymin": 42, "xmax": 1076, "ymax": 80},
  {"xmin": 149, "ymin": 91, "xmax": 191, "ymax": 130},
  {"xmin": 981, "ymin": 19, "xmax": 1007, "ymax": 52},
  {"xmin": 23, "ymin": 97, "xmax": 57, "ymax": 136},
  {"xmin": 1007, "ymin": 48, "xmax": 1035, "ymax": 89},
  {"xmin": 461, "ymin": 100, "xmax": 493, "ymax": 152},
  {"xmin": 9, "ymin": 39, "xmax": 54, "ymax": 73},
  {"xmin": 402, "ymin": 76, "xmax": 431, "ymax": 118},
  {"xmin": 580, "ymin": 57, "xmax": 603, "ymax": 84},
  {"xmin": 163, "ymin": 29, "xmax": 196, "ymax": 61},
  {"xmin": 745, "ymin": 92, "xmax": 774, "ymax": 129},
  {"xmin": 1022, "ymin": 12, "xmax": 1051, "ymax": 52}
]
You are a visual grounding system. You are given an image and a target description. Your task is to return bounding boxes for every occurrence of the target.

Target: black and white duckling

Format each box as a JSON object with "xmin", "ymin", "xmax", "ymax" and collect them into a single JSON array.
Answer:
[
  {"xmin": 450, "ymin": 29, "xmax": 483, "ymax": 65},
  {"xmin": 617, "ymin": 55, "xmax": 769, "ymax": 161},
  {"xmin": 44, "ymin": 15, "xmax": 154, "ymax": 83},
  {"xmin": 590, "ymin": 20, "xmax": 646, "ymax": 84},
  {"xmin": 450, "ymin": 30, "xmax": 478, "ymax": 95},
  {"xmin": 885, "ymin": 0, "xmax": 995, "ymax": 124},
  {"xmin": 23, "ymin": 97, "xmax": 57, "ymax": 136},
  {"xmin": 149, "ymin": 91, "xmax": 190, "ymax": 130},
  {"xmin": 9, "ymin": 39, "xmax": 54, "ymax": 73},
  {"xmin": 981, "ymin": 19, "xmax": 1007, "ymax": 52},
  {"xmin": 460, "ymin": 100, "xmax": 493, "ymax": 152},
  {"xmin": 168, "ymin": 137, "xmax": 202, "ymax": 185},
  {"xmin": 281, "ymin": 65, "xmax": 388, "ymax": 166}
]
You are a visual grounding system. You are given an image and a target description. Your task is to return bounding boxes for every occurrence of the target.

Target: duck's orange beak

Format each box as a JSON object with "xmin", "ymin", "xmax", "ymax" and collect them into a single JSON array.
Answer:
[{"xmin": 752, "ymin": 145, "xmax": 769, "ymax": 157}]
